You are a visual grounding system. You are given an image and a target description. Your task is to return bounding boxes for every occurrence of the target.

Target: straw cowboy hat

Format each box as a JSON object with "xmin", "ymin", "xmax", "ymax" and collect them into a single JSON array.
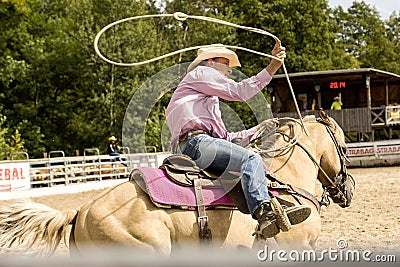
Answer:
[
  {"xmin": 187, "ymin": 44, "xmax": 241, "ymax": 72},
  {"xmin": 108, "ymin": 136, "xmax": 117, "ymax": 141}
]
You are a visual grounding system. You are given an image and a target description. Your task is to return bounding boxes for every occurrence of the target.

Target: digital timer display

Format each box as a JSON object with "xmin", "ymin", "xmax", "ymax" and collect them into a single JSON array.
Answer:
[{"xmin": 330, "ymin": 81, "xmax": 346, "ymax": 89}]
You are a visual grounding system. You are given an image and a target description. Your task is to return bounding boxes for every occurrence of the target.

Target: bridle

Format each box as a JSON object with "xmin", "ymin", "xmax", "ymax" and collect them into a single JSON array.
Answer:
[
  {"xmin": 249, "ymin": 114, "xmax": 355, "ymax": 208},
  {"xmin": 315, "ymin": 118, "xmax": 355, "ymax": 208}
]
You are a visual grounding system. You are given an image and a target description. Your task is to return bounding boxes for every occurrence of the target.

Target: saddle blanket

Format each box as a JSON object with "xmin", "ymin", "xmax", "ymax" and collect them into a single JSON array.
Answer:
[{"xmin": 132, "ymin": 167, "xmax": 236, "ymax": 209}]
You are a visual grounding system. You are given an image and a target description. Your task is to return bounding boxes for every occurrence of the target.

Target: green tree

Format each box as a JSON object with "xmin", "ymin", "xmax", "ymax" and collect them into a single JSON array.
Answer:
[
  {"xmin": 331, "ymin": 1, "xmax": 394, "ymax": 70},
  {"xmin": 5, "ymin": 129, "xmax": 27, "ymax": 160},
  {"xmin": 229, "ymin": 0, "xmax": 360, "ymax": 74},
  {"xmin": 1, "ymin": 0, "xmax": 397, "ymax": 157},
  {"xmin": 0, "ymin": 114, "xmax": 8, "ymax": 160},
  {"xmin": 1, "ymin": 0, "xmax": 170, "ymax": 156},
  {"xmin": 384, "ymin": 12, "xmax": 400, "ymax": 74},
  {"xmin": 0, "ymin": 0, "xmax": 45, "ymax": 158},
  {"xmin": 0, "ymin": 113, "xmax": 27, "ymax": 160},
  {"xmin": 70, "ymin": 0, "xmax": 171, "ymax": 153}
]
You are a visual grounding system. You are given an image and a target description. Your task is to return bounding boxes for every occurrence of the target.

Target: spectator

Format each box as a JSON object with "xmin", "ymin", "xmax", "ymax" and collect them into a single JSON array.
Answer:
[
  {"xmin": 107, "ymin": 136, "xmax": 127, "ymax": 166},
  {"xmin": 311, "ymin": 98, "xmax": 317, "ymax": 110},
  {"xmin": 331, "ymin": 96, "xmax": 343, "ymax": 110}
]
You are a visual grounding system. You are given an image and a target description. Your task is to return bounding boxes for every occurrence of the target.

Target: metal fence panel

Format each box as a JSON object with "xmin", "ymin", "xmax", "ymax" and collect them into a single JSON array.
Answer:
[{"xmin": 7, "ymin": 152, "xmax": 171, "ymax": 189}]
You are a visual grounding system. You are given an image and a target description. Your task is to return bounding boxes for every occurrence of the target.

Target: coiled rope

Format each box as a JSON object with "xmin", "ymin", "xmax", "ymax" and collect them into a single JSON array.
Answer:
[
  {"xmin": 249, "ymin": 117, "xmax": 304, "ymax": 156},
  {"xmin": 93, "ymin": 11, "xmax": 309, "ymax": 135}
]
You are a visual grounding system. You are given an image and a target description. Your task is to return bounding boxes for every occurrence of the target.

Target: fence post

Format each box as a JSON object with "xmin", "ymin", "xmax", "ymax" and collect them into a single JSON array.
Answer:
[
  {"xmin": 48, "ymin": 151, "xmax": 66, "ymax": 186},
  {"xmin": 121, "ymin": 146, "xmax": 130, "ymax": 167},
  {"xmin": 11, "ymin": 152, "xmax": 29, "ymax": 161},
  {"xmin": 84, "ymin": 148, "xmax": 100, "ymax": 181}
]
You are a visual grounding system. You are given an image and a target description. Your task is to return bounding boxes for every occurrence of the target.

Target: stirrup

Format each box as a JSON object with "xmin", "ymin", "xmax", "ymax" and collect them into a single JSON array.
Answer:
[
  {"xmin": 254, "ymin": 202, "xmax": 312, "ymax": 239},
  {"xmin": 254, "ymin": 218, "xmax": 280, "ymax": 239},
  {"xmin": 271, "ymin": 197, "xmax": 291, "ymax": 232}
]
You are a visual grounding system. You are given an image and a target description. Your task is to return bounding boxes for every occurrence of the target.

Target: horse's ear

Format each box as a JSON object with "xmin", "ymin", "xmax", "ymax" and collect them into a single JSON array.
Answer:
[{"xmin": 319, "ymin": 108, "xmax": 332, "ymax": 125}]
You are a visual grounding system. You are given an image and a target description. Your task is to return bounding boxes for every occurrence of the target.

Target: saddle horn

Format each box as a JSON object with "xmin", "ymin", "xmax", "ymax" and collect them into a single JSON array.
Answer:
[{"xmin": 318, "ymin": 108, "xmax": 332, "ymax": 125}]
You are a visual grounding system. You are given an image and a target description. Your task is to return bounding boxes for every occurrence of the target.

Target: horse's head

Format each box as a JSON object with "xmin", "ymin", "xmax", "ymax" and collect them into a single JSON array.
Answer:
[
  {"xmin": 251, "ymin": 111, "xmax": 355, "ymax": 208},
  {"xmin": 316, "ymin": 109, "xmax": 355, "ymax": 208}
]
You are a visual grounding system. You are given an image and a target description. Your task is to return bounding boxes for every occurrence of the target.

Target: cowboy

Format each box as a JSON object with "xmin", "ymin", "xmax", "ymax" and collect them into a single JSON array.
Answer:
[{"xmin": 165, "ymin": 42, "xmax": 311, "ymax": 238}]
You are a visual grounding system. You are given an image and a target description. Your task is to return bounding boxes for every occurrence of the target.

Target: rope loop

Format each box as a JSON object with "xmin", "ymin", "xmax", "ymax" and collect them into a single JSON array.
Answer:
[
  {"xmin": 93, "ymin": 12, "xmax": 309, "ymax": 135},
  {"xmin": 173, "ymin": 12, "xmax": 189, "ymax": 21}
]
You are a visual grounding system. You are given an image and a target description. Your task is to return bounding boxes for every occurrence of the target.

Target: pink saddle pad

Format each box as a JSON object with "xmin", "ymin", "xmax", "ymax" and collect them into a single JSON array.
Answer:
[{"xmin": 132, "ymin": 167, "xmax": 236, "ymax": 209}]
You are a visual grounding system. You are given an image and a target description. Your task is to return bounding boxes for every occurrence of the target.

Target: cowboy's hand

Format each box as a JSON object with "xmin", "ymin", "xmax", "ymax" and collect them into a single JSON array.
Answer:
[
  {"xmin": 271, "ymin": 41, "xmax": 286, "ymax": 63},
  {"xmin": 266, "ymin": 41, "xmax": 286, "ymax": 76},
  {"xmin": 257, "ymin": 118, "xmax": 279, "ymax": 131}
]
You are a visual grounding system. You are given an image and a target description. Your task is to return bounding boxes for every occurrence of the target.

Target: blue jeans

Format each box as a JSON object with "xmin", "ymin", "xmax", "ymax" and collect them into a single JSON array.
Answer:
[
  {"xmin": 109, "ymin": 152, "xmax": 127, "ymax": 167},
  {"xmin": 177, "ymin": 134, "xmax": 270, "ymax": 216}
]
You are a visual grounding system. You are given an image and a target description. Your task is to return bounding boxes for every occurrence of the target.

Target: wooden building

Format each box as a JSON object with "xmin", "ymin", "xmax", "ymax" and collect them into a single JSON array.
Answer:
[{"xmin": 269, "ymin": 68, "xmax": 400, "ymax": 141}]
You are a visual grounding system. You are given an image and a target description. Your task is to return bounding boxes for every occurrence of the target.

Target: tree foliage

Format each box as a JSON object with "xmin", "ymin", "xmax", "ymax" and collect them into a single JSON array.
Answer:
[
  {"xmin": 330, "ymin": 1, "xmax": 397, "ymax": 71},
  {"xmin": 1, "ymin": 0, "xmax": 399, "ymax": 157}
]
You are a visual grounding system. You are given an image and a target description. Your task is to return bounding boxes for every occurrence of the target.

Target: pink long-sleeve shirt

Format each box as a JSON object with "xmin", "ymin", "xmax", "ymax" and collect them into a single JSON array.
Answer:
[{"xmin": 165, "ymin": 66, "xmax": 272, "ymax": 151}]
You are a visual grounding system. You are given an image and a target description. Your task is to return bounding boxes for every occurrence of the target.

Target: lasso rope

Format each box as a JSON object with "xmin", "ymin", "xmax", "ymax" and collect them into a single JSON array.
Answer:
[
  {"xmin": 249, "ymin": 117, "xmax": 304, "ymax": 156},
  {"xmin": 93, "ymin": 11, "xmax": 309, "ymax": 135}
]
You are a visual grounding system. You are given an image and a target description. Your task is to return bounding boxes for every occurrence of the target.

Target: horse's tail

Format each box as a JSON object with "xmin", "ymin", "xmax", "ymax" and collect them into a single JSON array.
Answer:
[{"xmin": 0, "ymin": 199, "xmax": 78, "ymax": 256}]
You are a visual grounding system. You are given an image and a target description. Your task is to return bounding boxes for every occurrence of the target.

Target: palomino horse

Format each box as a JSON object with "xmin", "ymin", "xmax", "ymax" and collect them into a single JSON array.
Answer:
[{"xmin": 0, "ymin": 113, "xmax": 354, "ymax": 256}]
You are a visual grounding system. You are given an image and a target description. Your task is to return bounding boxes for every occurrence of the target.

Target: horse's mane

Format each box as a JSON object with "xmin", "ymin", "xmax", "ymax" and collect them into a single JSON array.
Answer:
[{"xmin": 302, "ymin": 115, "xmax": 317, "ymax": 123}]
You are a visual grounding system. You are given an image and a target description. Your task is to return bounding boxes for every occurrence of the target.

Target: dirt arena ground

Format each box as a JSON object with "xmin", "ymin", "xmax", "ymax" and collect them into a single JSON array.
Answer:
[
  {"xmin": 315, "ymin": 166, "xmax": 400, "ymax": 253},
  {"xmin": 1, "ymin": 166, "xmax": 399, "ymax": 261}
]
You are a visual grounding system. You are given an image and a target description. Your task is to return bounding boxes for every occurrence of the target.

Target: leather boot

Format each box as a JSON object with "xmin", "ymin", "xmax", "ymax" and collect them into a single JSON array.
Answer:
[
  {"xmin": 254, "ymin": 203, "xmax": 280, "ymax": 238},
  {"xmin": 254, "ymin": 203, "xmax": 312, "ymax": 238}
]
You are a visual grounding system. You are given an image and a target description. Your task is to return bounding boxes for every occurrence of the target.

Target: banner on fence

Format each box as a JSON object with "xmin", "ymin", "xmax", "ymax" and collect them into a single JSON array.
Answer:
[
  {"xmin": 347, "ymin": 144, "xmax": 400, "ymax": 157},
  {"xmin": 0, "ymin": 162, "xmax": 30, "ymax": 191}
]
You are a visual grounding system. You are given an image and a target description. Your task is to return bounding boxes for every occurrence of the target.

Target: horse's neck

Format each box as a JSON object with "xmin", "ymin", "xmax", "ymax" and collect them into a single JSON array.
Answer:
[{"xmin": 268, "ymin": 124, "xmax": 320, "ymax": 193}]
